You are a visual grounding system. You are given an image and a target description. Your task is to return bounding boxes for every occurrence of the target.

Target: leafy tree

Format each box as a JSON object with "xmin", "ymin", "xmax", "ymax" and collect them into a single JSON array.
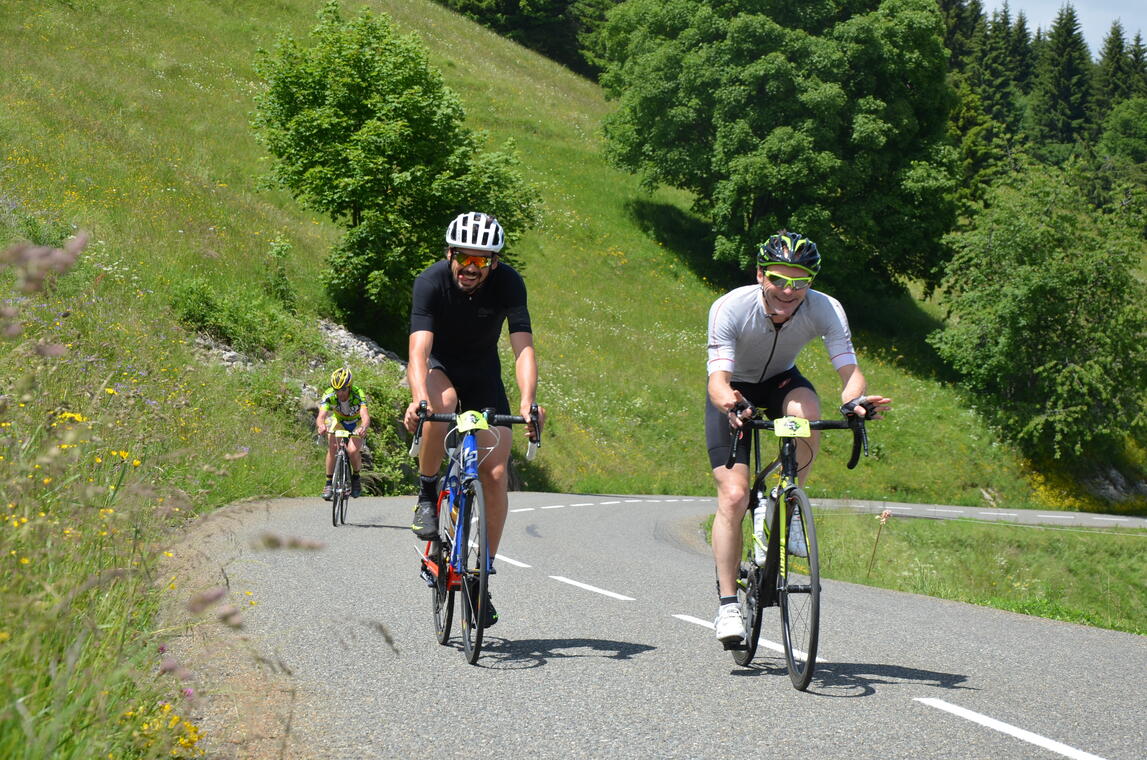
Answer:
[
  {"xmin": 595, "ymin": 0, "xmax": 957, "ymax": 290},
  {"xmin": 1025, "ymin": 5, "xmax": 1093, "ymax": 160},
  {"xmin": 1097, "ymin": 97, "xmax": 1147, "ymax": 166},
  {"xmin": 252, "ymin": 2, "xmax": 539, "ymax": 342},
  {"xmin": 1093, "ymin": 21, "xmax": 1133, "ymax": 119},
  {"xmin": 930, "ymin": 164, "xmax": 1147, "ymax": 459}
]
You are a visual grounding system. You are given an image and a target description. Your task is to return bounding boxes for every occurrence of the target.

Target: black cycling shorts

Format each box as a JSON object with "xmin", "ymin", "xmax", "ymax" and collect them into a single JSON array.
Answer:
[
  {"xmin": 705, "ymin": 366, "xmax": 817, "ymax": 469},
  {"xmin": 429, "ymin": 357, "xmax": 511, "ymax": 418}
]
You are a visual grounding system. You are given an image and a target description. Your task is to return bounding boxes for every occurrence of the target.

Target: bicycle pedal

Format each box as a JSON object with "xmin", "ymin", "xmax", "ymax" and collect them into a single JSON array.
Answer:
[{"xmin": 418, "ymin": 566, "xmax": 435, "ymax": 588}]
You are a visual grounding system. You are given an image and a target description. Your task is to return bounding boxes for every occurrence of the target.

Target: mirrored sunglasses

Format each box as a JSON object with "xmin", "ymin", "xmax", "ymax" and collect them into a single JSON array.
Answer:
[{"xmin": 453, "ymin": 251, "xmax": 493, "ymax": 269}]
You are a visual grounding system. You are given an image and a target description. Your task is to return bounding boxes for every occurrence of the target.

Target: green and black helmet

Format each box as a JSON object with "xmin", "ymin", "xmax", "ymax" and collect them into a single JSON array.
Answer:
[{"xmin": 757, "ymin": 232, "xmax": 821, "ymax": 276}]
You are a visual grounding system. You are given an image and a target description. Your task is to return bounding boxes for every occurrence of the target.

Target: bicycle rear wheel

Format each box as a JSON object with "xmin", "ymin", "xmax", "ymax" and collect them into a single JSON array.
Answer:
[
  {"xmin": 458, "ymin": 481, "xmax": 488, "ymax": 664},
  {"xmin": 430, "ymin": 539, "xmax": 454, "ymax": 645},
  {"xmin": 778, "ymin": 487, "xmax": 820, "ymax": 690},
  {"xmin": 732, "ymin": 559, "xmax": 763, "ymax": 666}
]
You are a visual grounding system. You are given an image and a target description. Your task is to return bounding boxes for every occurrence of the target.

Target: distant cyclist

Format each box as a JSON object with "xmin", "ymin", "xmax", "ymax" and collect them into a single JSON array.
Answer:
[
  {"xmin": 706, "ymin": 232, "xmax": 891, "ymax": 645},
  {"xmin": 402, "ymin": 211, "xmax": 544, "ymax": 627},
  {"xmin": 317, "ymin": 367, "xmax": 370, "ymax": 500}
]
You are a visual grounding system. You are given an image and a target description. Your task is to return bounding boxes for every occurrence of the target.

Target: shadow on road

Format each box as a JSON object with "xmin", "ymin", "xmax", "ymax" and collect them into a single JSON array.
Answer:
[
  {"xmin": 466, "ymin": 637, "xmax": 657, "ymax": 670},
  {"xmin": 728, "ymin": 657, "xmax": 973, "ymax": 698}
]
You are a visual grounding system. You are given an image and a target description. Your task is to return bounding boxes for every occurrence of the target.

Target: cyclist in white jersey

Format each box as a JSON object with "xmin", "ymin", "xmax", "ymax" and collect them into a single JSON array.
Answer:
[{"xmin": 705, "ymin": 232, "xmax": 891, "ymax": 644}]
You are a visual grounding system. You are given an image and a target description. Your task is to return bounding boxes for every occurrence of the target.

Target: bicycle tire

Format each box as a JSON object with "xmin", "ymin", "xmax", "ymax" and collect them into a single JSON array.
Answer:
[
  {"xmin": 458, "ymin": 481, "xmax": 488, "ymax": 664},
  {"xmin": 331, "ymin": 449, "xmax": 349, "ymax": 527},
  {"xmin": 431, "ymin": 539, "xmax": 454, "ymax": 645},
  {"xmin": 778, "ymin": 487, "xmax": 820, "ymax": 690},
  {"xmin": 732, "ymin": 558, "xmax": 763, "ymax": 666}
]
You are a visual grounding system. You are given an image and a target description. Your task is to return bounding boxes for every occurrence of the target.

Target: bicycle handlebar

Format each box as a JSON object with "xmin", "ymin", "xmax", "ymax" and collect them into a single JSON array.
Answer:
[
  {"xmin": 724, "ymin": 407, "xmax": 871, "ymax": 470},
  {"xmin": 408, "ymin": 401, "xmax": 543, "ymax": 461}
]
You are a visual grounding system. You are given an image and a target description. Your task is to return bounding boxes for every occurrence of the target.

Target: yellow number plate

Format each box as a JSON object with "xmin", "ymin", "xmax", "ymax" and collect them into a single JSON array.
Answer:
[
  {"xmin": 773, "ymin": 417, "xmax": 811, "ymax": 438},
  {"xmin": 457, "ymin": 410, "xmax": 489, "ymax": 433}
]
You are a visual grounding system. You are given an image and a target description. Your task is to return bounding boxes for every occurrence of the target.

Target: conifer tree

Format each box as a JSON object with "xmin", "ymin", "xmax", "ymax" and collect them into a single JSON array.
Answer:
[
  {"xmin": 1094, "ymin": 21, "xmax": 1133, "ymax": 118},
  {"xmin": 1009, "ymin": 11, "xmax": 1035, "ymax": 94},
  {"xmin": 1026, "ymin": 5, "xmax": 1093, "ymax": 159},
  {"xmin": 1130, "ymin": 32, "xmax": 1147, "ymax": 97}
]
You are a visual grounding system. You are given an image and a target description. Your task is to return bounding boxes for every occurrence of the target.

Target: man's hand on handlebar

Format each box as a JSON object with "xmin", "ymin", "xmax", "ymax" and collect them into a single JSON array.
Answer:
[
  {"xmin": 723, "ymin": 391, "xmax": 755, "ymax": 429},
  {"xmin": 840, "ymin": 394, "xmax": 892, "ymax": 420},
  {"xmin": 522, "ymin": 402, "xmax": 545, "ymax": 442},
  {"xmin": 403, "ymin": 399, "xmax": 431, "ymax": 433}
]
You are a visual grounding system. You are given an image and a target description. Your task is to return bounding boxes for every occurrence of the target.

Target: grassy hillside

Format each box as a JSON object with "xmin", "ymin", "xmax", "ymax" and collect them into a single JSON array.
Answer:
[{"xmin": 1, "ymin": 0, "xmax": 1144, "ymax": 755}]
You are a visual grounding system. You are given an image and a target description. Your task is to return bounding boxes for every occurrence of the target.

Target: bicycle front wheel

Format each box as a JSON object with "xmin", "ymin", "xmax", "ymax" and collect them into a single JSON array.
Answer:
[
  {"xmin": 331, "ymin": 450, "xmax": 349, "ymax": 527},
  {"xmin": 778, "ymin": 487, "xmax": 820, "ymax": 690},
  {"xmin": 458, "ymin": 481, "xmax": 489, "ymax": 664}
]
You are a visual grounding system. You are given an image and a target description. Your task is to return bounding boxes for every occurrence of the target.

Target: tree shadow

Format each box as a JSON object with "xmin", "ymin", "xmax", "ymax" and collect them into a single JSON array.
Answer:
[
  {"xmin": 626, "ymin": 198, "xmax": 743, "ymax": 291},
  {"xmin": 730, "ymin": 655, "xmax": 973, "ymax": 698},
  {"xmin": 461, "ymin": 636, "xmax": 658, "ymax": 670}
]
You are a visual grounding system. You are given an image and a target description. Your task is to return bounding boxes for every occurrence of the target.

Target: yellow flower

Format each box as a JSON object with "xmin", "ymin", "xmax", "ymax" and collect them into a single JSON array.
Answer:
[
  {"xmin": 19, "ymin": 557, "xmax": 30, "ymax": 565},
  {"xmin": 0, "ymin": 631, "xmax": 10, "ymax": 642},
  {"xmin": 132, "ymin": 459, "xmax": 141, "ymax": 467},
  {"xmin": 105, "ymin": 388, "xmax": 117, "ymax": 395}
]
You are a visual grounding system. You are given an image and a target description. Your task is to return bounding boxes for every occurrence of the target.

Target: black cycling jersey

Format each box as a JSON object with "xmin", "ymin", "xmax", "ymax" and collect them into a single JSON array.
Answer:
[{"xmin": 409, "ymin": 259, "xmax": 532, "ymax": 367}]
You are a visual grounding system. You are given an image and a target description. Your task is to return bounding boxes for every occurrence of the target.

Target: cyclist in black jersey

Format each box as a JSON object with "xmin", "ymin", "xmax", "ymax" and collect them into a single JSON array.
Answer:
[{"xmin": 403, "ymin": 212, "xmax": 544, "ymax": 624}]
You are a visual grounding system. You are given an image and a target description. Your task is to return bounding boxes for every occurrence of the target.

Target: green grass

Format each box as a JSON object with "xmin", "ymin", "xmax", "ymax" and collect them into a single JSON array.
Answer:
[{"xmin": 0, "ymin": 0, "xmax": 1143, "ymax": 754}]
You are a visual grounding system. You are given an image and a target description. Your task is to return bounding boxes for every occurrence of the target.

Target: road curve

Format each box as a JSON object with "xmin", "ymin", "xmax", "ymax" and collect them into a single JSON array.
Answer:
[{"xmin": 169, "ymin": 493, "xmax": 1146, "ymax": 760}]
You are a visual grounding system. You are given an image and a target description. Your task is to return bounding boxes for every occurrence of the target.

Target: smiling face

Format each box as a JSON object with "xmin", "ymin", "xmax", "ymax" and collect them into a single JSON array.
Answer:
[
  {"xmin": 758, "ymin": 264, "xmax": 814, "ymax": 321},
  {"xmin": 448, "ymin": 246, "xmax": 497, "ymax": 294}
]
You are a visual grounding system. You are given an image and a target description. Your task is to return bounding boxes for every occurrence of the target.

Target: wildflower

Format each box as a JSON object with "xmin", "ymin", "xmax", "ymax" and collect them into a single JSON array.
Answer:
[
  {"xmin": 132, "ymin": 459, "xmax": 141, "ymax": 467},
  {"xmin": 878, "ymin": 509, "xmax": 892, "ymax": 525},
  {"xmin": 105, "ymin": 387, "xmax": 117, "ymax": 395}
]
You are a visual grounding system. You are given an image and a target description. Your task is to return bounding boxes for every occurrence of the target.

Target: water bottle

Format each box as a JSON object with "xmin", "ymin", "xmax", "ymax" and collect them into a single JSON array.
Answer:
[{"xmin": 752, "ymin": 489, "xmax": 768, "ymax": 564}]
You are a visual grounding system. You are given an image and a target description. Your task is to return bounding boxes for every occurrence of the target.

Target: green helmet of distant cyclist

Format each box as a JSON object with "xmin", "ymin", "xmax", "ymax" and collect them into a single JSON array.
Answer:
[
  {"xmin": 330, "ymin": 367, "xmax": 352, "ymax": 391},
  {"xmin": 757, "ymin": 232, "xmax": 821, "ymax": 276}
]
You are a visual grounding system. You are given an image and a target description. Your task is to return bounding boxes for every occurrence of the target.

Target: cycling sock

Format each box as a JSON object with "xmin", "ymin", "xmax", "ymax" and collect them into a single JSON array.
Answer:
[
  {"xmin": 719, "ymin": 595, "xmax": 738, "ymax": 606},
  {"xmin": 419, "ymin": 474, "xmax": 437, "ymax": 499},
  {"xmin": 325, "ymin": 476, "xmax": 332, "ymax": 484}
]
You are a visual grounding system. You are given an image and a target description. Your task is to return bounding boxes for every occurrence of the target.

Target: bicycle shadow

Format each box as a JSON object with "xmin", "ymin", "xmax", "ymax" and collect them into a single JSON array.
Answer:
[
  {"xmin": 730, "ymin": 657, "xmax": 973, "ymax": 698},
  {"xmin": 458, "ymin": 636, "xmax": 657, "ymax": 670},
  {"xmin": 340, "ymin": 521, "xmax": 409, "ymax": 530}
]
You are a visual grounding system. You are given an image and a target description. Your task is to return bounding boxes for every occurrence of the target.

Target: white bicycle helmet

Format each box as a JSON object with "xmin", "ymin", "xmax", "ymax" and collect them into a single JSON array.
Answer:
[{"xmin": 445, "ymin": 212, "xmax": 504, "ymax": 252}]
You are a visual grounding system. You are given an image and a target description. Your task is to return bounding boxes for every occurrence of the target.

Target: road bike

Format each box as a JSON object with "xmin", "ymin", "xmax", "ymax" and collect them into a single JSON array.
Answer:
[
  {"xmin": 409, "ymin": 402, "xmax": 540, "ymax": 664},
  {"xmin": 724, "ymin": 407, "xmax": 874, "ymax": 690},
  {"xmin": 329, "ymin": 427, "xmax": 353, "ymax": 527}
]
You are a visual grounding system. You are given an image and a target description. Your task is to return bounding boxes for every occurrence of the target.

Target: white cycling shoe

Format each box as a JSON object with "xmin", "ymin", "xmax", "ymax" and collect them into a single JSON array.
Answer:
[{"xmin": 714, "ymin": 603, "xmax": 745, "ymax": 643}]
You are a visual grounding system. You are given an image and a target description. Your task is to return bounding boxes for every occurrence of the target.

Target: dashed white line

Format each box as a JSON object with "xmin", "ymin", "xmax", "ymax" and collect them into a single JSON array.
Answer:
[
  {"xmin": 599, "ymin": 501, "xmax": 620, "ymax": 505},
  {"xmin": 494, "ymin": 553, "xmax": 530, "ymax": 568},
  {"xmin": 1094, "ymin": 517, "xmax": 1128, "ymax": 522},
  {"xmin": 915, "ymin": 698, "xmax": 1107, "ymax": 760},
  {"xmin": 624, "ymin": 499, "xmax": 643, "ymax": 503},
  {"xmin": 929, "ymin": 508, "xmax": 966, "ymax": 514},
  {"xmin": 569, "ymin": 502, "xmax": 593, "ymax": 507},
  {"xmin": 510, "ymin": 507, "xmax": 535, "ymax": 513},
  {"xmin": 1041, "ymin": 514, "xmax": 1076, "ymax": 520},
  {"xmin": 549, "ymin": 576, "xmax": 634, "ymax": 601},
  {"xmin": 541, "ymin": 504, "xmax": 566, "ymax": 510}
]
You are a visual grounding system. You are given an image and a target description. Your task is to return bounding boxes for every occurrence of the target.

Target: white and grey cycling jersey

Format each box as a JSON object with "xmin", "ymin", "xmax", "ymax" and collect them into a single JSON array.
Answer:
[{"xmin": 706, "ymin": 285, "xmax": 857, "ymax": 382}]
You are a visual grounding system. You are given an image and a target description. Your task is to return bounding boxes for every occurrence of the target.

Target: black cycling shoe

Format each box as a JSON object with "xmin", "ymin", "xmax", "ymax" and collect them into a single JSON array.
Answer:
[
  {"xmin": 410, "ymin": 498, "xmax": 438, "ymax": 539},
  {"xmin": 351, "ymin": 476, "xmax": 362, "ymax": 498},
  {"xmin": 482, "ymin": 592, "xmax": 498, "ymax": 628},
  {"xmin": 467, "ymin": 577, "xmax": 498, "ymax": 627}
]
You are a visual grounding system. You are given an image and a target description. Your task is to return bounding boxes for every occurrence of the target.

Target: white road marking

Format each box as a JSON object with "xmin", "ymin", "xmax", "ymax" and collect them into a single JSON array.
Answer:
[
  {"xmin": 624, "ymin": 499, "xmax": 643, "ymax": 503},
  {"xmin": 510, "ymin": 507, "xmax": 535, "ymax": 512},
  {"xmin": 549, "ymin": 576, "xmax": 634, "ymax": 601},
  {"xmin": 1041, "ymin": 514, "xmax": 1076, "ymax": 520},
  {"xmin": 915, "ymin": 698, "xmax": 1107, "ymax": 760},
  {"xmin": 929, "ymin": 508, "xmax": 966, "ymax": 514},
  {"xmin": 541, "ymin": 505, "xmax": 566, "ymax": 510},
  {"xmin": 569, "ymin": 502, "xmax": 593, "ymax": 507},
  {"xmin": 599, "ymin": 500, "xmax": 620, "ymax": 505},
  {"xmin": 494, "ymin": 554, "xmax": 530, "ymax": 568},
  {"xmin": 1094, "ymin": 517, "xmax": 1127, "ymax": 522},
  {"xmin": 672, "ymin": 614, "xmax": 822, "ymax": 661}
]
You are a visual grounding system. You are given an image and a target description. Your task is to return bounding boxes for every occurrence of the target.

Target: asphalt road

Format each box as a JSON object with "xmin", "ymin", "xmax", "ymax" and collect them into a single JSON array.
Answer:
[{"xmin": 201, "ymin": 493, "xmax": 1146, "ymax": 760}]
